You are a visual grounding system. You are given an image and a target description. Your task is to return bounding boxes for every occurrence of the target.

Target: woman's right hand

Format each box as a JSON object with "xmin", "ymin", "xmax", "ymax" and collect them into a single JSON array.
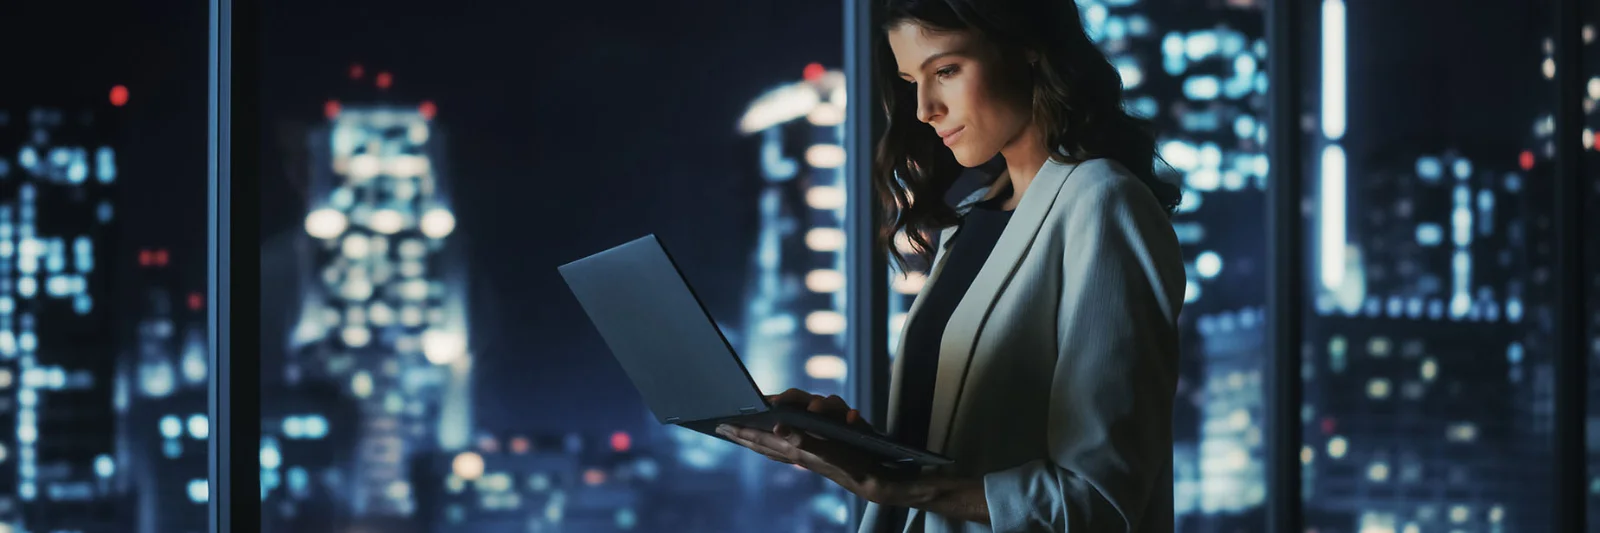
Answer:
[{"xmin": 765, "ymin": 388, "xmax": 875, "ymax": 432}]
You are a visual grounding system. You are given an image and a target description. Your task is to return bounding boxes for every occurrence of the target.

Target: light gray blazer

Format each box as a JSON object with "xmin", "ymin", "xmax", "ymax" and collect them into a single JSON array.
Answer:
[{"xmin": 856, "ymin": 158, "xmax": 1186, "ymax": 533}]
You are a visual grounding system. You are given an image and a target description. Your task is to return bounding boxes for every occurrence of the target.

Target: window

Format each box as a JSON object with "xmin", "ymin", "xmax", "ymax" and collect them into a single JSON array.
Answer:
[
  {"xmin": 1088, "ymin": 1, "xmax": 1272, "ymax": 529},
  {"xmin": 1299, "ymin": 1, "xmax": 1557, "ymax": 531},
  {"xmin": 257, "ymin": 1, "xmax": 850, "ymax": 531},
  {"xmin": 0, "ymin": 2, "xmax": 216, "ymax": 532}
]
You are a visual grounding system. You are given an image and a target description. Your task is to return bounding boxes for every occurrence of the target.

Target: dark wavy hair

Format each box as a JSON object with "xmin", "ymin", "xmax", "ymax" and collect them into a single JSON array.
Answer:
[{"xmin": 874, "ymin": 0, "xmax": 1181, "ymax": 271}]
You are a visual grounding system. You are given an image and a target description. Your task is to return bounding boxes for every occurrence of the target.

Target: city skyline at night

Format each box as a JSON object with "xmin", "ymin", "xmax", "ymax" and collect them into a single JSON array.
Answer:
[{"xmin": 5, "ymin": 0, "xmax": 1599, "ymax": 531}]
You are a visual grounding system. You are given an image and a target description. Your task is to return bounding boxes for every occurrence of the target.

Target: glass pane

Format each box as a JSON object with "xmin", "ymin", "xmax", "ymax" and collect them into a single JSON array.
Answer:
[
  {"xmin": 258, "ymin": 2, "xmax": 848, "ymax": 532},
  {"xmin": 1584, "ymin": 12, "xmax": 1600, "ymax": 532},
  {"xmin": 876, "ymin": 2, "xmax": 1272, "ymax": 529},
  {"xmin": 1093, "ymin": 1, "xmax": 1272, "ymax": 529},
  {"xmin": 1301, "ymin": 1, "xmax": 1556, "ymax": 531},
  {"xmin": 1, "ymin": 2, "xmax": 215, "ymax": 532}
]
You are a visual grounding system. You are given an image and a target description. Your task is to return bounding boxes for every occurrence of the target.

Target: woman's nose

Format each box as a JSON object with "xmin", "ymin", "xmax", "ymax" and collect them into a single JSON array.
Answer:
[{"xmin": 915, "ymin": 89, "xmax": 940, "ymax": 124}]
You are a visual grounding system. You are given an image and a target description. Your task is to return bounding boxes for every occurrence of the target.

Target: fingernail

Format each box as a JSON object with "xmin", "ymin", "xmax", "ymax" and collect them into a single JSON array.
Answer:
[{"xmin": 716, "ymin": 425, "xmax": 729, "ymax": 434}]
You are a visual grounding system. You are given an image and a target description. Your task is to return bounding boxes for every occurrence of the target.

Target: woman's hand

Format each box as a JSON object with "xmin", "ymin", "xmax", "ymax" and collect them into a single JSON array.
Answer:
[
  {"xmin": 766, "ymin": 388, "xmax": 876, "ymax": 430},
  {"xmin": 715, "ymin": 389, "xmax": 920, "ymax": 506}
]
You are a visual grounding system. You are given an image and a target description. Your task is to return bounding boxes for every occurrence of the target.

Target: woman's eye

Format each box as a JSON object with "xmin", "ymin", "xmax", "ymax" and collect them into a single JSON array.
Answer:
[{"xmin": 936, "ymin": 66, "xmax": 958, "ymax": 79}]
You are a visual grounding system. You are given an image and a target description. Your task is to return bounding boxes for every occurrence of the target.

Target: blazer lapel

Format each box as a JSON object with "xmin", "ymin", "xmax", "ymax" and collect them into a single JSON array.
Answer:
[{"xmin": 924, "ymin": 159, "xmax": 1080, "ymax": 455}]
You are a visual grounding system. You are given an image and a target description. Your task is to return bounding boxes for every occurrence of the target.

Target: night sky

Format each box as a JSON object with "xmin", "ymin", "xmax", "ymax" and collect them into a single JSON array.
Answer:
[{"xmin": 257, "ymin": 0, "xmax": 843, "ymax": 436}]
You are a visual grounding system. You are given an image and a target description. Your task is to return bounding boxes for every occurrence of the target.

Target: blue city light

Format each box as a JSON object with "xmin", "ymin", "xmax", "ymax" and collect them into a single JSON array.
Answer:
[
  {"xmin": 261, "ymin": 438, "xmax": 282, "ymax": 469},
  {"xmin": 1184, "ymin": 31, "xmax": 1219, "ymax": 60},
  {"xmin": 1234, "ymin": 115, "xmax": 1257, "ymax": 139},
  {"xmin": 287, "ymin": 467, "xmax": 309, "ymax": 498},
  {"xmin": 1183, "ymin": 76, "xmax": 1221, "ymax": 100},
  {"xmin": 615, "ymin": 508, "xmax": 637, "ymax": 530},
  {"xmin": 1453, "ymin": 158, "xmax": 1473, "ymax": 179},
  {"xmin": 187, "ymin": 479, "xmax": 209, "ymax": 504},
  {"xmin": 160, "ymin": 415, "xmax": 183, "ymax": 439},
  {"xmin": 18, "ymin": 146, "xmax": 38, "ymax": 169},
  {"xmin": 188, "ymin": 414, "xmax": 209, "ymax": 440},
  {"xmin": 96, "ymin": 146, "xmax": 116, "ymax": 183},
  {"xmin": 95, "ymin": 455, "xmax": 115, "ymax": 478},
  {"xmin": 1416, "ymin": 156, "xmax": 1443, "ymax": 181},
  {"xmin": 74, "ymin": 236, "xmax": 93, "ymax": 272},
  {"xmin": 302, "ymin": 414, "xmax": 328, "ymax": 439},
  {"xmin": 1416, "ymin": 223, "xmax": 1442, "ymax": 246},
  {"xmin": 67, "ymin": 151, "xmax": 88, "ymax": 184}
]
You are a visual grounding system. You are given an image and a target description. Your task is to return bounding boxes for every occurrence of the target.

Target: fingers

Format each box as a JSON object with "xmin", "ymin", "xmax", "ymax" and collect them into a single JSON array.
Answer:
[
  {"xmin": 719, "ymin": 424, "xmax": 808, "ymax": 465},
  {"xmin": 808, "ymin": 394, "xmax": 852, "ymax": 423},
  {"xmin": 767, "ymin": 388, "xmax": 816, "ymax": 408},
  {"xmin": 762, "ymin": 390, "xmax": 871, "ymax": 427}
]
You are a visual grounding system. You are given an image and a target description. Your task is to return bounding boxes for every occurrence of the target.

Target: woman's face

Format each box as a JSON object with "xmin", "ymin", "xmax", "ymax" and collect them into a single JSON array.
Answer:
[{"xmin": 887, "ymin": 22, "xmax": 1034, "ymax": 168}]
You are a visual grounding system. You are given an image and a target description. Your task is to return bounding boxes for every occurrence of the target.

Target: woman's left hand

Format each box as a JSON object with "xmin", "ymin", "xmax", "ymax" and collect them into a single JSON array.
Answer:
[
  {"xmin": 715, "ymin": 390, "xmax": 920, "ymax": 506},
  {"xmin": 717, "ymin": 421, "xmax": 919, "ymax": 506}
]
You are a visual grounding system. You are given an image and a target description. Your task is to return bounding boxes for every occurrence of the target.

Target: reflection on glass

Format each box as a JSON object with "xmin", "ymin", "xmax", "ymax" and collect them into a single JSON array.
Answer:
[{"xmin": 1302, "ymin": 1, "xmax": 1555, "ymax": 531}]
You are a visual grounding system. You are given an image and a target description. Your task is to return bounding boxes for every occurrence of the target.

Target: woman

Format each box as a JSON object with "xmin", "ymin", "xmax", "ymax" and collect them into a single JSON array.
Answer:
[{"xmin": 716, "ymin": 0, "xmax": 1186, "ymax": 531}]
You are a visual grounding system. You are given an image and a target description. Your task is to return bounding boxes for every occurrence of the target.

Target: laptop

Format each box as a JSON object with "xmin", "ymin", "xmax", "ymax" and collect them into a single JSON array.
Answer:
[{"xmin": 558, "ymin": 234, "xmax": 953, "ymax": 468}]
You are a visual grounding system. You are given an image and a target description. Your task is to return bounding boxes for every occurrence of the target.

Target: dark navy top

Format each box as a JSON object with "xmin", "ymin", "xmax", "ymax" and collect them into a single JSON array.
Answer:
[{"xmin": 882, "ymin": 182, "xmax": 1015, "ymax": 532}]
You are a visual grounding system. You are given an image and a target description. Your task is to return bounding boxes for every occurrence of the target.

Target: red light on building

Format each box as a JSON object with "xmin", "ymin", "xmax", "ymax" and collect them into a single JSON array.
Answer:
[
  {"xmin": 138, "ymin": 249, "xmax": 152, "ymax": 267},
  {"xmin": 188, "ymin": 292, "xmax": 203, "ymax": 311},
  {"xmin": 583, "ymin": 468, "xmax": 606, "ymax": 486},
  {"xmin": 349, "ymin": 63, "xmax": 365, "ymax": 80},
  {"xmin": 510, "ymin": 436, "xmax": 530, "ymax": 454},
  {"xmin": 376, "ymin": 72, "xmax": 393, "ymax": 90},
  {"xmin": 419, "ymin": 100, "xmax": 437, "ymax": 121},
  {"xmin": 1320, "ymin": 417, "xmax": 1336, "ymax": 435},
  {"xmin": 325, "ymin": 100, "xmax": 341, "ymax": 120},
  {"xmin": 1518, "ymin": 150, "xmax": 1535, "ymax": 170},
  {"xmin": 610, "ymin": 431, "xmax": 631, "ymax": 452},
  {"xmin": 803, "ymin": 62, "xmax": 825, "ymax": 82},
  {"xmin": 154, "ymin": 249, "xmax": 169, "ymax": 267},
  {"xmin": 110, "ymin": 85, "xmax": 129, "ymax": 107}
]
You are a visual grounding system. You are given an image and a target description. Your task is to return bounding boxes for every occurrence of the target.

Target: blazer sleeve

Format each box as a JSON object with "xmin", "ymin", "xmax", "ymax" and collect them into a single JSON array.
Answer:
[{"xmin": 980, "ymin": 175, "xmax": 1185, "ymax": 532}]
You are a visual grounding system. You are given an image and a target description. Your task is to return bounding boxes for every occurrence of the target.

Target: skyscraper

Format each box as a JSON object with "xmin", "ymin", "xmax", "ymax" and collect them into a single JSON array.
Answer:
[
  {"xmin": 0, "ymin": 106, "xmax": 123, "ymax": 532},
  {"xmin": 733, "ymin": 64, "xmax": 856, "ymax": 532},
  {"xmin": 1298, "ymin": 3, "xmax": 1558, "ymax": 531},
  {"xmin": 289, "ymin": 99, "xmax": 470, "ymax": 519},
  {"xmin": 118, "ymin": 247, "xmax": 210, "ymax": 533}
]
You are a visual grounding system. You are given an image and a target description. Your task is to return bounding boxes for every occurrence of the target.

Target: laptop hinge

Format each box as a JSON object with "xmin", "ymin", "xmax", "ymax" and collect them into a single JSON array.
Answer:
[
  {"xmin": 738, "ymin": 406, "xmax": 759, "ymax": 415},
  {"xmin": 665, "ymin": 417, "xmax": 681, "ymax": 424}
]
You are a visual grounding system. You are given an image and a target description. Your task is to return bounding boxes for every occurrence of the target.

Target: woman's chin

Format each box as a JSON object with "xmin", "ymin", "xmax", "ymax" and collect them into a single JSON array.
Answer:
[{"xmin": 950, "ymin": 147, "xmax": 992, "ymax": 168}]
